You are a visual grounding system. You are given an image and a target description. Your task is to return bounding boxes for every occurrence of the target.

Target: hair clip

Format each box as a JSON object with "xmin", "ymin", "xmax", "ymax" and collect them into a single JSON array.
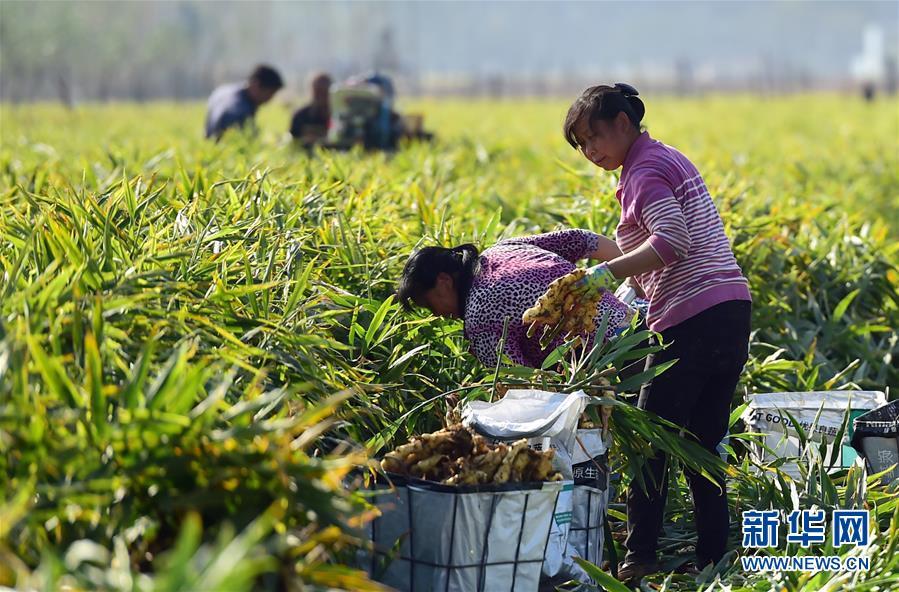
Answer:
[{"xmin": 614, "ymin": 82, "xmax": 639, "ymax": 96}]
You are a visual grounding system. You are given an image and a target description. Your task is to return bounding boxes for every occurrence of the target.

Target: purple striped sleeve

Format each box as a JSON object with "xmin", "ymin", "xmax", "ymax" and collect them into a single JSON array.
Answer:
[
  {"xmin": 648, "ymin": 234, "xmax": 680, "ymax": 265},
  {"xmin": 629, "ymin": 169, "xmax": 692, "ymax": 264}
]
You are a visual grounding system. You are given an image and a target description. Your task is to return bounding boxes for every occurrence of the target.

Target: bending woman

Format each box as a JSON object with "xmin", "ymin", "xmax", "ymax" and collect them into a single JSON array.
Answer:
[{"xmin": 396, "ymin": 229, "xmax": 634, "ymax": 368}]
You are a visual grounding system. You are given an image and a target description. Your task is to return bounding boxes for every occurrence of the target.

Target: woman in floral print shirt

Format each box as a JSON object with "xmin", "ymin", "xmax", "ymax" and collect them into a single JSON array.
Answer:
[{"xmin": 397, "ymin": 229, "xmax": 634, "ymax": 368}]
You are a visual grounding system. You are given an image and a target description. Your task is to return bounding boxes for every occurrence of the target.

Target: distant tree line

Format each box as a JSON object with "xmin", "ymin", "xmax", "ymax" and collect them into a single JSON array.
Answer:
[
  {"xmin": 1, "ymin": 1, "xmax": 896, "ymax": 104},
  {"xmin": 1, "ymin": 2, "xmax": 272, "ymax": 103}
]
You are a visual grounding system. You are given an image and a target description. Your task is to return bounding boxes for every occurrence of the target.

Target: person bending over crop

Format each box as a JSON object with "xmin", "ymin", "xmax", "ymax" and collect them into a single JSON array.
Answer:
[
  {"xmin": 532, "ymin": 83, "xmax": 752, "ymax": 582},
  {"xmin": 396, "ymin": 230, "xmax": 634, "ymax": 369},
  {"xmin": 205, "ymin": 64, "xmax": 283, "ymax": 140}
]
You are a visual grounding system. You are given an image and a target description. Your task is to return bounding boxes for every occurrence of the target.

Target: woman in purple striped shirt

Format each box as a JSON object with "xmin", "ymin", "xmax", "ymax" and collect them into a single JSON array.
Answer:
[{"xmin": 550, "ymin": 83, "xmax": 752, "ymax": 581}]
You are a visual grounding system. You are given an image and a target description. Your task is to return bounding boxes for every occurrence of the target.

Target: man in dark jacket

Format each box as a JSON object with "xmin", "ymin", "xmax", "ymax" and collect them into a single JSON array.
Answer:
[{"xmin": 205, "ymin": 65, "xmax": 283, "ymax": 140}]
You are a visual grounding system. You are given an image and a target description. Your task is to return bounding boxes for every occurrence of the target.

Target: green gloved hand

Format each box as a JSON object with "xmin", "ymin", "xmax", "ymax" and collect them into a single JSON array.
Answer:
[{"xmin": 573, "ymin": 263, "xmax": 618, "ymax": 299}]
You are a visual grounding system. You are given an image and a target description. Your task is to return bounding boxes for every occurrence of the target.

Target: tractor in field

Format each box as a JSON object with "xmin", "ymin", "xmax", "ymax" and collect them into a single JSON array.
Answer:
[{"xmin": 323, "ymin": 73, "xmax": 433, "ymax": 151}]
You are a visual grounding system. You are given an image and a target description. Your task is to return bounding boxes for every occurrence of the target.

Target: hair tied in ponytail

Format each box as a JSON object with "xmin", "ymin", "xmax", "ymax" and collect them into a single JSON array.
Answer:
[
  {"xmin": 396, "ymin": 243, "xmax": 481, "ymax": 313},
  {"xmin": 563, "ymin": 82, "xmax": 646, "ymax": 147},
  {"xmin": 614, "ymin": 82, "xmax": 639, "ymax": 97}
]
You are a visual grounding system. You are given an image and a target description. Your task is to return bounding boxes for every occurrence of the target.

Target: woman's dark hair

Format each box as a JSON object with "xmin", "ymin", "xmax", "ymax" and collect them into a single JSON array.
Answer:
[
  {"xmin": 563, "ymin": 82, "xmax": 645, "ymax": 149},
  {"xmin": 396, "ymin": 244, "xmax": 480, "ymax": 313}
]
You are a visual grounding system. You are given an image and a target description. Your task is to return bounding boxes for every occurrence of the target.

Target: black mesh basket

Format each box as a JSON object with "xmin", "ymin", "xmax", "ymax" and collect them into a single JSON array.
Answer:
[{"xmin": 367, "ymin": 474, "xmax": 563, "ymax": 592}]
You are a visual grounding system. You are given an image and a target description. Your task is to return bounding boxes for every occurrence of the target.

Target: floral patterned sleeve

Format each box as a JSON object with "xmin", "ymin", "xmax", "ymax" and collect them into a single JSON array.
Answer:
[{"xmin": 500, "ymin": 229, "xmax": 601, "ymax": 263}]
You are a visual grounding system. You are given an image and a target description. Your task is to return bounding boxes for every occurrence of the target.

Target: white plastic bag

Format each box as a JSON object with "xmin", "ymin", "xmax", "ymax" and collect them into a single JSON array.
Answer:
[
  {"xmin": 462, "ymin": 390, "xmax": 593, "ymax": 583},
  {"xmin": 462, "ymin": 389, "xmax": 588, "ymax": 440},
  {"xmin": 569, "ymin": 429, "xmax": 611, "ymax": 572},
  {"xmin": 851, "ymin": 400, "xmax": 899, "ymax": 485},
  {"xmin": 741, "ymin": 391, "xmax": 886, "ymax": 478}
]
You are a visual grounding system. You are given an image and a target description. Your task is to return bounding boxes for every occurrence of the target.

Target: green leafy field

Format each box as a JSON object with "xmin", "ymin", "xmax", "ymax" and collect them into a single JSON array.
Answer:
[{"xmin": 1, "ymin": 96, "xmax": 898, "ymax": 591}]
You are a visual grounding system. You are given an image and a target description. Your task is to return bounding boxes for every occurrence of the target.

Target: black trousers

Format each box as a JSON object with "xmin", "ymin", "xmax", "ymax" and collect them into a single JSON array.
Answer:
[{"xmin": 624, "ymin": 299, "xmax": 751, "ymax": 565}]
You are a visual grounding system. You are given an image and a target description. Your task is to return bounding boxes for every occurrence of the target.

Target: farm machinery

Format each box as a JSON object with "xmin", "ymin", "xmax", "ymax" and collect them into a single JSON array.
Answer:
[{"xmin": 324, "ymin": 73, "xmax": 433, "ymax": 151}]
